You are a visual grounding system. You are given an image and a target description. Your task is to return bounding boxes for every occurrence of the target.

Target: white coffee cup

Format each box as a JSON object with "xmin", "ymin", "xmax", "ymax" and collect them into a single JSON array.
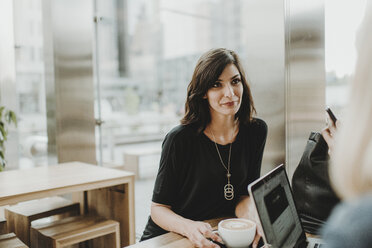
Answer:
[{"xmin": 218, "ymin": 218, "xmax": 256, "ymax": 248}]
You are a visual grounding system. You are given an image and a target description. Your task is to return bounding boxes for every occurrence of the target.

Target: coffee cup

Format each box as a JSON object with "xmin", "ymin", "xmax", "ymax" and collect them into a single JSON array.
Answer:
[{"xmin": 218, "ymin": 218, "xmax": 256, "ymax": 248}]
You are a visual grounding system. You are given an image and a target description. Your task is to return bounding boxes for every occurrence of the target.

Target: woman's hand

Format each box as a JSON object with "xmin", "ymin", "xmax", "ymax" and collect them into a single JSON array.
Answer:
[
  {"xmin": 151, "ymin": 202, "xmax": 222, "ymax": 247},
  {"xmin": 181, "ymin": 219, "xmax": 222, "ymax": 248},
  {"xmin": 322, "ymin": 112, "xmax": 339, "ymax": 155},
  {"xmin": 247, "ymin": 198, "xmax": 263, "ymax": 248},
  {"xmin": 235, "ymin": 196, "xmax": 263, "ymax": 248}
]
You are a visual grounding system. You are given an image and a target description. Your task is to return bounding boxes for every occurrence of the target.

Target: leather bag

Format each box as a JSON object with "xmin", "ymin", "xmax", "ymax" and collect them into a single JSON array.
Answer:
[{"xmin": 292, "ymin": 132, "xmax": 340, "ymax": 234}]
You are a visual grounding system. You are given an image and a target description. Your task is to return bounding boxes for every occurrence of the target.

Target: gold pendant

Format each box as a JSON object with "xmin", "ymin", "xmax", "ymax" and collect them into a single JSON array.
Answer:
[{"xmin": 224, "ymin": 183, "xmax": 234, "ymax": 200}]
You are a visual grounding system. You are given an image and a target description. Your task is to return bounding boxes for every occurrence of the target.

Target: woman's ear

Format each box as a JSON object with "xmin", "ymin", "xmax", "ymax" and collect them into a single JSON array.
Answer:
[{"xmin": 203, "ymin": 94, "xmax": 207, "ymax": 99}]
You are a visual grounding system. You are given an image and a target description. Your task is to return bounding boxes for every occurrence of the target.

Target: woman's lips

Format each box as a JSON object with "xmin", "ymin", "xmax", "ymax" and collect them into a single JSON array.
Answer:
[{"xmin": 222, "ymin": 101, "xmax": 236, "ymax": 107}]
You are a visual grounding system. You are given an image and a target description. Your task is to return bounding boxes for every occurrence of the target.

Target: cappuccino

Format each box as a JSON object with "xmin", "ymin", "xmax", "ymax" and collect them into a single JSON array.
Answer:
[
  {"xmin": 220, "ymin": 219, "xmax": 253, "ymax": 230},
  {"xmin": 218, "ymin": 218, "xmax": 256, "ymax": 247}
]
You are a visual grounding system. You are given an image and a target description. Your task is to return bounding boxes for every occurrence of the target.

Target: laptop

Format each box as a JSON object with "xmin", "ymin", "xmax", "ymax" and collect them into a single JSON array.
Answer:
[{"xmin": 248, "ymin": 164, "xmax": 324, "ymax": 248}]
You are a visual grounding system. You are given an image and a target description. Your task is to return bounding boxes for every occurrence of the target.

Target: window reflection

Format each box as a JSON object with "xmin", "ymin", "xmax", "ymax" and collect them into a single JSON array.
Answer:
[
  {"xmin": 14, "ymin": 0, "xmax": 48, "ymax": 168},
  {"xmin": 11, "ymin": 0, "xmax": 368, "ymax": 173},
  {"xmin": 325, "ymin": 0, "xmax": 367, "ymax": 116},
  {"xmin": 94, "ymin": 0, "xmax": 247, "ymax": 167}
]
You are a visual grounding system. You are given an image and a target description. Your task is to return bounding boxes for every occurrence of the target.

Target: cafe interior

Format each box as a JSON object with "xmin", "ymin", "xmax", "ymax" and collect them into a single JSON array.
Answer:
[{"xmin": 0, "ymin": 0, "xmax": 367, "ymax": 247}]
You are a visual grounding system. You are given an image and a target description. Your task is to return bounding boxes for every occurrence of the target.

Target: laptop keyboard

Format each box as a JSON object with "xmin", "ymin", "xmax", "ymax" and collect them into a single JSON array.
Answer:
[{"xmin": 303, "ymin": 240, "xmax": 323, "ymax": 248}]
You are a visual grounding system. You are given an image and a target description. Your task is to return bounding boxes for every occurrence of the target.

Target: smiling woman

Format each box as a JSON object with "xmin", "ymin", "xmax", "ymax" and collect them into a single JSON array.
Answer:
[
  {"xmin": 140, "ymin": 48, "xmax": 268, "ymax": 248},
  {"xmin": 181, "ymin": 49, "xmax": 256, "ymax": 133},
  {"xmin": 204, "ymin": 64, "xmax": 243, "ymax": 121}
]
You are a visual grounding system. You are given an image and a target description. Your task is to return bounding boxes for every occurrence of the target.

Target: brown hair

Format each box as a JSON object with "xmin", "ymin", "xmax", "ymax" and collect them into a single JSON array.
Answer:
[{"xmin": 180, "ymin": 48, "xmax": 256, "ymax": 132}]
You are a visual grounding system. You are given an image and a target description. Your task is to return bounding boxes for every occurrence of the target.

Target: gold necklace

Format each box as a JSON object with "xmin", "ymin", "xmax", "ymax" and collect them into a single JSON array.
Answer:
[{"xmin": 210, "ymin": 129, "xmax": 234, "ymax": 200}]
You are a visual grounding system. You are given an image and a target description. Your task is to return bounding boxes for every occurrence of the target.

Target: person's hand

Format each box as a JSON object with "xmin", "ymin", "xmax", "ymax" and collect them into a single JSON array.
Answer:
[
  {"xmin": 322, "ymin": 112, "xmax": 339, "ymax": 155},
  {"xmin": 181, "ymin": 219, "xmax": 222, "ymax": 248},
  {"xmin": 247, "ymin": 198, "xmax": 263, "ymax": 248},
  {"xmin": 235, "ymin": 196, "xmax": 263, "ymax": 248}
]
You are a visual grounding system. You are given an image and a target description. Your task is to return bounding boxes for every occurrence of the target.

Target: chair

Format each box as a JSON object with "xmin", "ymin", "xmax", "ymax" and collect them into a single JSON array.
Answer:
[
  {"xmin": 0, "ymin": 233, "xmax": 28, "ymax": 248},
  {"xmin": 30, "ymin": 215, "xmax": 120, "ymax": 248},
  {"xmin": 5, "ymin": 196, "xmax": 80, "ymax": 246}
]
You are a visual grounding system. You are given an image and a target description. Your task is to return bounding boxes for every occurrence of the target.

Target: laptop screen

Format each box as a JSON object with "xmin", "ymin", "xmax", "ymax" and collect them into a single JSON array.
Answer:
[{"xmin": 248, "ymin": 165, "xmax": 307, "ymax": 248}]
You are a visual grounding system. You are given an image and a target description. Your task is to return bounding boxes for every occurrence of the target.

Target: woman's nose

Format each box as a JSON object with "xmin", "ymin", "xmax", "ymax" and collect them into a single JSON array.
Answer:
[{"xmin": 224, "ymin": 84, "xmax": 235, "ymax": 97}]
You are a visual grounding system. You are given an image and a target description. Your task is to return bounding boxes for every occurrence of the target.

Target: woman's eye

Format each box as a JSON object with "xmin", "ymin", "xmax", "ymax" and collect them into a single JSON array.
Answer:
[
  {"xmin": 212, "ymin": 82, "xmax": 221, "ymax": 88},
  {"xmin": 232, "ymin": 78, "xmax": 241, "ymax": 85}
]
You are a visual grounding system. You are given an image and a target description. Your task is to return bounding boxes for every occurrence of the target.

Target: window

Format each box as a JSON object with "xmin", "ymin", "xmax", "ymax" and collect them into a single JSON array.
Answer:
[
  {"xmin": 325, "ymin": 0, "xmax": 367, "ymax": 117},
  {"xmin": 13, "ymin": 0, "xmax": 48, "ymax": 168}
]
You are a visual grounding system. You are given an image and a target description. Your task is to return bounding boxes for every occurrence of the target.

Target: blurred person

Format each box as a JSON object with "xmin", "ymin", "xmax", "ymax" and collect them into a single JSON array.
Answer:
[
  {"xmin": 140, "ymin": 48, "xmax": 267, "ymax": 248},
  {"xmin": 321, "ymin": 2, "xmax": 372, "ymax": 247}
]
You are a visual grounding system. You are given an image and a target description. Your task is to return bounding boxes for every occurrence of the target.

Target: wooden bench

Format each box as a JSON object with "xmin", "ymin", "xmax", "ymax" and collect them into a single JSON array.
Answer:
[
  {"xmin": 0, "ymin": 218, "xmax": 6, "ymax": 235},
  {"xmin": 30, "ymin": 215, "xmax": 120, "ymax": 248},
  {"xmin": 0, "ymin": 233, "xmax": 28, "ymax": 248},
  {"xmin": 4, "ymin": 196, "xmax": 80, "ymax": 246},
  {"xmin": 123, "ymin": 146, "xmax": 161, "ymax": 179}
]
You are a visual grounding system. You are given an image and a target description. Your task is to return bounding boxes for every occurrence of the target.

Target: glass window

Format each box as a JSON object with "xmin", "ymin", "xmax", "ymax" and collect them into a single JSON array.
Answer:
[
  {"xmin": 325, "ymin": 0, "xmax": 367, "ymax": 117},
  {"xmin": 94, "ymin": 0, "xmax": 253, "ymax": 167},
  {"xmin": 93, "ymin": 0, "xmax": 271, "ymax": 238},
  {"xmin": 13, "ymin": 0, "xmax": 48, "ymax": 168}
]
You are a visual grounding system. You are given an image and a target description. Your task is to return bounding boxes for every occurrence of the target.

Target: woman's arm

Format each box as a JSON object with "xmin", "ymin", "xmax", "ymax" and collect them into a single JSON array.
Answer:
[
  {"xmin": 151, "ymin": 202, "xmax": 222, "ymax": 248},
  {"xmin": 235, "ymin": 195, "xmax": 251, "ymax": 219},
  {"xmin": 235, "ymin": 196, "xmax": 262, "ymax": 248}
]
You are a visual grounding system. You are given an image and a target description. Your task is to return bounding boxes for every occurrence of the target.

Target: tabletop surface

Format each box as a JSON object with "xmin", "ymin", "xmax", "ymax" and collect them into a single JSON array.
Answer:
[
  {"xmin": 126, "ymin": 217, "xmax": 227, "ymax": 248},
  {"xmin": 0, "ymin": 162, "xmax": 134, "ymax": 204}
]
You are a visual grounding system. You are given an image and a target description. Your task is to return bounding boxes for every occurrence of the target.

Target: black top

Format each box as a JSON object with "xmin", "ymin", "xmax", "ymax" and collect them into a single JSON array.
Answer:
[{"xmin": 140, "ymin": 118, "xmax": 267, "ymax": 241}]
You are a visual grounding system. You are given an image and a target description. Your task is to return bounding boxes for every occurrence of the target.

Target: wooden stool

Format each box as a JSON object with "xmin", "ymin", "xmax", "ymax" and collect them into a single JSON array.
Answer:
[
  {"xmin": 30, "ymin": 215, "xmax": 120, "ymax": 248},
  {"xmin": 5, "ymin": 196, "xmax": 80, "ymax": 246},
  {"xmin": 0, "ymin": 218, "xmax": 7, "ymax": 235},
  {"xmin": 0, "ymin": 233, "xmax": 28, "ymax": 248}
]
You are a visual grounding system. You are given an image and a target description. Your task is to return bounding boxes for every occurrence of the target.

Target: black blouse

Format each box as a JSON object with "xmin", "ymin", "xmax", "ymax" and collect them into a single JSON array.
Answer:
[{"xmin": 140, "ymin": 118, "xmax": 267, "ymax": 241}]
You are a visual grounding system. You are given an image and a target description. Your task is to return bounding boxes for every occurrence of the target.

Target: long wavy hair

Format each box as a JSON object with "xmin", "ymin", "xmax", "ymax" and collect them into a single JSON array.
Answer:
[{"xmin": 180, "ymin": 48, "xmax": 256, "ymax": 132}]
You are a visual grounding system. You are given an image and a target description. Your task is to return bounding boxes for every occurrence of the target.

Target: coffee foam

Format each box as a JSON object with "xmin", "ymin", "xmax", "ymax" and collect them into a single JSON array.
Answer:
[{"xmin": 220, "ymin": 219, "xmax": 253, "ymax": 230}]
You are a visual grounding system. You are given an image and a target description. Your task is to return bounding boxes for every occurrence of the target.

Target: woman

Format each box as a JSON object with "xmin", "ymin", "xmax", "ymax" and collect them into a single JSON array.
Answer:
[
  {"xmin": 140, "ymin": 48, "xmax": 267, "ymax": 248},
  {"xmin": 321, "ymin": 2, "xmax": 372, "ymax": 247}
]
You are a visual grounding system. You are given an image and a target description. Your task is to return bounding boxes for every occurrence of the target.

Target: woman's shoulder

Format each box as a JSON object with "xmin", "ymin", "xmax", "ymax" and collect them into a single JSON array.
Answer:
[
  {"xmin": 164, "ymin": 124, "xmax": 198, "ymax": 144},
  {"xmin": 322, "ymin": 194, "xmax": 372, "ymax": 247},
  {"xmin": 330, "ymin": 194, "xmax": 372, "ymax": 222},
  {"xmin": 241, "ymin": 118, "xmax": 268, "ymax": 136},
  {"xmin": 251, "ymin": 118, "xmax": 267, "ymax": 130}
]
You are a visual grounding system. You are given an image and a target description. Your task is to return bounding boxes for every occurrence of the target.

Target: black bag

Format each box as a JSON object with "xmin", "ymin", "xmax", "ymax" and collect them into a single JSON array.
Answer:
[{"xmin": 292, "ymin": 132, "xmax": 340, "ymax": 235}]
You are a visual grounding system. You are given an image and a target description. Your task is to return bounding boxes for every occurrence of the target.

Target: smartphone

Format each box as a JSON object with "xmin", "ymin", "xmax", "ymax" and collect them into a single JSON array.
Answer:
[{"xmin": 325, "ymin": 106, "xmax": 337, "ymax": 124}]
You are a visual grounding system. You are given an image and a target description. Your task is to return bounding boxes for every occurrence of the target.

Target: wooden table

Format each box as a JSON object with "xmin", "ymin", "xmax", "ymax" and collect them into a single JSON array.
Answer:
[
  {"xmin": 0, "ymin": 162, "xmax": 135, "ymax": 247},
  {"xmin": 126, "ymin": 217, "xmax": 226, "ymax": 248}
]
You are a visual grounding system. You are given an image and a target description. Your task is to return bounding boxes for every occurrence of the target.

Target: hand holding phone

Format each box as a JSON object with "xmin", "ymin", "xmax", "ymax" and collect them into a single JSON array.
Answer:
[
  {"xmin": 323, "ymin": 107, "xmax": 338, "ymax": 154},
  {"xmin": 325, "ymin": 106, "xmax": 337, "ymax": 125}
]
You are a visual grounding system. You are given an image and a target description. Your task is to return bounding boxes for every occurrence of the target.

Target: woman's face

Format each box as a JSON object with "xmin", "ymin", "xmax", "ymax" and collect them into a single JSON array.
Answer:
[{"xmin": 205, "ymin": 63, "xmax": 243, "ymax": 119}]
